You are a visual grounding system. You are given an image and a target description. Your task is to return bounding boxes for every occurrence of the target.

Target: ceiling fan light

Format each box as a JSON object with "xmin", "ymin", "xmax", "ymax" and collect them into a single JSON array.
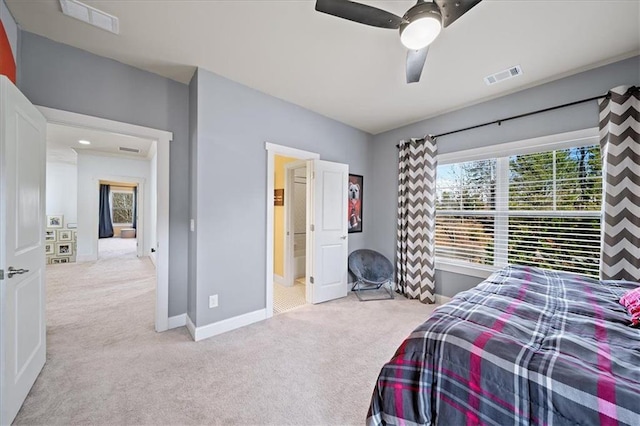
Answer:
[
  {"xmin": 400, "ymin": 17, "xmax": 441, "ymax": 50},
  {"xmin": 399, "ymin": 2, "xmax": 442, "ymax": 50}
]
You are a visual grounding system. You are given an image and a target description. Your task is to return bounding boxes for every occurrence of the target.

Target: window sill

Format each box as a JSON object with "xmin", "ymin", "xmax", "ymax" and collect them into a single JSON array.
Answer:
[{"xmin": 435, "ymin": 258, "xmax": 497, "ymax": 279}]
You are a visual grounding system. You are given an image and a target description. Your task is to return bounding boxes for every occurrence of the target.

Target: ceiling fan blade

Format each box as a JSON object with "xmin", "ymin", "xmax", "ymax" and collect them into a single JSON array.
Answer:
[
  {"xmin": 406, "ymin": 47, "xmax": 429, "ymax": 84},
  {"xmin": 315, "ymin": 0, "xmax": 403, "ymax": 29},
  {"xmin": 434, "ymin": 0, "xmax": 483, "ymax": 28}
]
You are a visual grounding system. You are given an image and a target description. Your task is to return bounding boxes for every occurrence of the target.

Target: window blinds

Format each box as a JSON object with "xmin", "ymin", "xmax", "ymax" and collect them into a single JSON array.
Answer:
[{"xmin": 435, "ymin": 145, "xmax": 601, "ymax": 276}]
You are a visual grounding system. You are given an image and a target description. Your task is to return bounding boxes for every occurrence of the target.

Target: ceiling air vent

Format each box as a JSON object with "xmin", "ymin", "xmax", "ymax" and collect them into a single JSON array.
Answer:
[
  {"xmin": 119, "ymin": 147, "xmax": 140, "ymax": 153},
  {"xmin": 59, "ymin": 0, "xmax": 119, "ymax": 34},
  {"xmin": 484, "ymin": 65, "xmax": 522, "ymax": 86}
]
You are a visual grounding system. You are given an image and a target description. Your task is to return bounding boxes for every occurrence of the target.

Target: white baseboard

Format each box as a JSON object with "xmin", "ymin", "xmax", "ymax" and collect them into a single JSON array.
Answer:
[
  {"xmin": 186, "ymin": 315, "xmax": 196, "ymax": 339},
  {"xmin": 186, "ymin": 309, "xmax": 267, "ymax": 342},
  {"xmin": 186, "ymin": 314, "xmax": 196, "ymax": 339},
  {"xmin": 435, "ymin": 294, "xmax": 452, "ymax": 305},
  {"xmin": 168, "ymin": 313, "xmax": 186, "ymax": 329}
]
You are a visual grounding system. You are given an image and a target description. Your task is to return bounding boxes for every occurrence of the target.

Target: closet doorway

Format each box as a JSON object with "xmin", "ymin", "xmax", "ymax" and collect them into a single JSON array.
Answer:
[
  {"xmin": 266, "ymin": 143, "xmax": 349, "ymax": 317},
  {"xmin": 273, "ymin": 156, "xmax": 308, "ymax": 314},
  {"xmin": 283, "ymin": 161, "xmax": 307, "ymax": 288}
]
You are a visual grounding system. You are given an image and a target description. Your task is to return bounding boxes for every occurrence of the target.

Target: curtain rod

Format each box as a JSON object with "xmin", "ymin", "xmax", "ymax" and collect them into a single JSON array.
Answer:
[{"xmin": 396, "ymin": 86, "xmax": 638, "ymax": 148}]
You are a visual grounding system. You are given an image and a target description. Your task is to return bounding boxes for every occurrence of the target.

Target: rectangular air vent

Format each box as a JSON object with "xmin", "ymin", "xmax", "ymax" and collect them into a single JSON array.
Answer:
[
  {"xmin": 59, "ymin": 0, "xmax": 119, "ymax": 34},
  {"xmin": 119, "ymin": 147, "xmax": 140, "ymax": 153},
  {"xmin": 484, "ymin": 65, "xmax": 522, "ymax": 86}
]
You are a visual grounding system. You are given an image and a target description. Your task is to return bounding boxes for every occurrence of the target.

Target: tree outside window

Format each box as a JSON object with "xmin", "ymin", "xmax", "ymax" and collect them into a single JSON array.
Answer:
[{"xmin": 112, "ymin": 191, "xmax": 133, "ymax": 224}]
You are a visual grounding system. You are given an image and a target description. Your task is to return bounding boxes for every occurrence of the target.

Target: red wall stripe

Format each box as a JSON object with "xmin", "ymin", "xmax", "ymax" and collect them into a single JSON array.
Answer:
[{"xmin": 0, "ymin": 20, "xmax": 16, "ymax": 84}]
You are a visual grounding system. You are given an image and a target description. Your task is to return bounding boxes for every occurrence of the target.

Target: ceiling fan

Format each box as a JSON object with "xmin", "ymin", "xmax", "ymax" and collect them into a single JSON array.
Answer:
[{"xmin": 315, "ymin": 0, "xmax": 482, "ymax": 84}]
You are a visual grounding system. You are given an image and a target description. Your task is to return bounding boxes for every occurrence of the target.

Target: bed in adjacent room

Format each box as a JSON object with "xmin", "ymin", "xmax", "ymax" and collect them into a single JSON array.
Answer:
[{"xmin": 367, "ymin": 265, "xmax": 640, "ymax": 426}]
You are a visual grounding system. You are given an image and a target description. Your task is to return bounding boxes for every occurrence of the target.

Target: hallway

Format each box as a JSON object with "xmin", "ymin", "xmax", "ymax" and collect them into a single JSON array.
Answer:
[
  {"xmin": 43, "ymin": 246, "xmax": 156, "ymax": 349},
  {"xmin": 15, "ymin": 250, "xmax": 158, "ymax": 423}
]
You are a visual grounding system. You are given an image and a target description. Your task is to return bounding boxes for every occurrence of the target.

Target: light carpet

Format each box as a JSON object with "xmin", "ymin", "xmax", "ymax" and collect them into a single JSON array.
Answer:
[
  {"xmin": 14, "ymin": 254, "xmax": 439, "ymax": 425},
  {"xmin": 98, "ymin": 236, "xmax": 137, "ymax": 259}
]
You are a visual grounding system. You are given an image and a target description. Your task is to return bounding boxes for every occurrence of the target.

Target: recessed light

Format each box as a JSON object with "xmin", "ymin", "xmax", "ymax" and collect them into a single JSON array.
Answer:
[{"xmin": 78, "ymin": 140, "xmax": 91, "ymax": 145}]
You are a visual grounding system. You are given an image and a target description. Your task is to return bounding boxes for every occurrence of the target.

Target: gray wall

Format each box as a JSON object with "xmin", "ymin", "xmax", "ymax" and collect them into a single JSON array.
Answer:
[
  {"xmin": 370, "ymin": 55, "xmax": 640, "ymax": 297},
  {"xmin": 19, "ymin": 32, "xmax": 190, "ymax": 316},
  {"xmin": 190, "ymin": 68, "xmax": 372, "ymax": 327}
]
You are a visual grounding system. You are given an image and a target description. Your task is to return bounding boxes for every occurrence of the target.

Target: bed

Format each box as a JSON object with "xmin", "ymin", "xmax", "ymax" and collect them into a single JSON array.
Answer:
[{"xmin": 367, "ymin": 265, "xmax": 640, "ymax": 425}]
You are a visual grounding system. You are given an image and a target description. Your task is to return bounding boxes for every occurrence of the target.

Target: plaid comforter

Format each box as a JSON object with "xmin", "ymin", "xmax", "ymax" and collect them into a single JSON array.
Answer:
[{"xmin": 367, "ymin": 266, "xmax": 640, "ymax": 425}]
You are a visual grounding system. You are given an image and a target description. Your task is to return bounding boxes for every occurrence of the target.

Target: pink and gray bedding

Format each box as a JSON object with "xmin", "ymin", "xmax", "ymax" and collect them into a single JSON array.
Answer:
[
  {"xmin": 619, "ymin": 285, "xmax": 640, "ymax": 326},
  {"xmin": 367, "ymin": 265, "xmax": 640, "ymax": 426}
]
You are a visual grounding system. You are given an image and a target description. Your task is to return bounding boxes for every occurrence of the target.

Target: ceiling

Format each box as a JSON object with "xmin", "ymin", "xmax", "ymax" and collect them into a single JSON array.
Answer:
[
  {"xmin": 47, "ymin": 123, "xmax": 154, "ymax": 164},
  {"xmin": 7, "ymin": 1, "xmax": 640, "ymax": 134}
]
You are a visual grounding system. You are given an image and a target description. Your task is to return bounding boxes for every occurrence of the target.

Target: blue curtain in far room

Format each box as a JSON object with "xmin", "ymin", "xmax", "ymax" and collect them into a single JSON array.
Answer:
[
  {"xmin": 99, "ymin": 184, "xmax": 114, "ymax": 238},
  {"xmin": 132, "ymin": 186, "xmax": 137, "ymax": 230}
]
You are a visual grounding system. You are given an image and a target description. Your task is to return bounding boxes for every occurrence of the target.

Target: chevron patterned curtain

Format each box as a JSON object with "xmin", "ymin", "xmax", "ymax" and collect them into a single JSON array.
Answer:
[
  {"xmin": 599, "ymin": 85, "xmax": 640, "ymax": 281},
  {"xmin": 396, "ymin": 136, "xmax": 437, "ymax": 303}
]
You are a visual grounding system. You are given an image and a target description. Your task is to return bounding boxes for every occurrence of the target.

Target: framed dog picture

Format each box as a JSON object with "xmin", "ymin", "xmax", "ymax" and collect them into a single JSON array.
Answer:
[{"xmin": 348, "ymin": 174, "xmax": 363, "ymax": 233}]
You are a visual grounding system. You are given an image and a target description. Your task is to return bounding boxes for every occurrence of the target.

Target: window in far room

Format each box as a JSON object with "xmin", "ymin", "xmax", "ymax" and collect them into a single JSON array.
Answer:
[
  {"xmin": 435, "ymin": 139, "xmax": 602, "ymax": 277},
  {"xmin": 111, "ymin": 190, "xmax": 134, "ymax": 225}
]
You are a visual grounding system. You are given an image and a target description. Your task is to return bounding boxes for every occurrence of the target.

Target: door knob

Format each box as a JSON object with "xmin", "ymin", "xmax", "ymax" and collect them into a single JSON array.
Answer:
[
  {"xmin": 8, "ymin": 266, "xmax": 29, "ymax": 278},
  {"xmin": 340, "ymin": 235, "xmax": 347, "ymax": 240}
]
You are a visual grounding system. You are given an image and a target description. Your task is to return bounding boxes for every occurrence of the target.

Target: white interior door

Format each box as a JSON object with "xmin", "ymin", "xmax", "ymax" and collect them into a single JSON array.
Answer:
[
  {"xmin": 0, "ymin": 76, "xmax": 47, "ymax": 425},
  {"xmin": 307, "ymin": 159, "xmax": 348, "ymax": 304}
]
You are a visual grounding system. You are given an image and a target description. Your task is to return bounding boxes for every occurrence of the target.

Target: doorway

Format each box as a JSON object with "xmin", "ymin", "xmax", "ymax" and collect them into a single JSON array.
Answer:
[
  {"xmin": 38, "ymin": 106, "xmax": 172, "ymax": 332},
  {"xmin": 266, "ymin": 144, "xmax": 319, "ymax": 317},
  {"xmin": 265, "ymin": 143, "xmax": 350, "ymax": 318},
  {"xmin": 284, "ymin": 161, "xmax": 308, "ymax": 288},
  {"xmin": 273, "ymin": 157, "xmax": 308, "ymax": 314},
  {"xmin": 97, "ymin": 180, "xmax": 141, "ymax": 260}
]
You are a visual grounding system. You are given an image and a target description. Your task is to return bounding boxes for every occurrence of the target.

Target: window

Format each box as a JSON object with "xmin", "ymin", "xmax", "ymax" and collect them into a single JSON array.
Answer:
[
  {"xmin": 111, "ymin": 190, "xmax": 134, "ymax": 224},
  {"xmin": 436, "ymin": 139, "xmax": 602, "ymax": 277}
]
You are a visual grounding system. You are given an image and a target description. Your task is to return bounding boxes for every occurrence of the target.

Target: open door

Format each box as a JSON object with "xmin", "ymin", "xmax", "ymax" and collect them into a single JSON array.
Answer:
[
  {"xmin": 0, "ymin": 76, "xmax": 47, "ymax": 425},
  {"xmin": 307, "ymin": 159, "xmax": 349, "ymax": 304}
]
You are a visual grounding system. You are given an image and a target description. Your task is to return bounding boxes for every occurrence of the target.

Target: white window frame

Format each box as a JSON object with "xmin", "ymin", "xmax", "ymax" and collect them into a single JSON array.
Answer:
[
  {"xmin": 435, "ymin": 127, "xmax": 600, "ymax": 278},
  {"xmin": 110, "ymin": 189, "xmax": 135, "ymax": 226}
]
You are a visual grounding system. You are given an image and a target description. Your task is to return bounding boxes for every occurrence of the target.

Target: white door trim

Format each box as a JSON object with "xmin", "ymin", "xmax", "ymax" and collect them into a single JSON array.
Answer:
[
  {"xmin": 265, "ymin": 143, "xmax": 319, "ymax": 319},
  {"xmin": 37, "ymin": 106, "xmax": 172, "ymax": 333}
]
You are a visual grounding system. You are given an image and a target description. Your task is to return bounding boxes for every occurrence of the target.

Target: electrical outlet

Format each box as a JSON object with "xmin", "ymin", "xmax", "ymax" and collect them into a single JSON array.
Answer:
[
  {"xmin": 190, "ymin": 219, "xmax": 195, "ymax": 232},
  {"xmin": 209, "ymin": 294, "xmax": 218, "ymax": 308}
]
